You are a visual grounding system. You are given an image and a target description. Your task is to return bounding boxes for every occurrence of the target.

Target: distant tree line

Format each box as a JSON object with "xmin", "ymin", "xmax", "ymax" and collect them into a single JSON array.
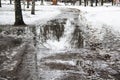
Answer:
[{"xmin": 58, "ymin": 0, "xmax": 114, "ymax": 6}]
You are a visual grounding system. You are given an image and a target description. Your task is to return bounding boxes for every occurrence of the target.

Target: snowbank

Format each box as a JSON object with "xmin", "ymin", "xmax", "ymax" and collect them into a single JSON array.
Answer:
[{"xmin": 77, "ymin": 6, "xmax": 120, "ymax": 32}]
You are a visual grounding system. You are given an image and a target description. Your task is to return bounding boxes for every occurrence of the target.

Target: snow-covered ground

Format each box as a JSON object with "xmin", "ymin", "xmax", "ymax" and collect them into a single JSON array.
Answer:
[
  {"xmin": 0, "ymin": 1, "xmax": 120, "ymax": 31},
  {"xmin": 78, "ymin": 6, "xmax": 120, "ymax": 32},
  {"xmin": 0, "ymin": 2, "xmax": 61, "ymax": 25}
]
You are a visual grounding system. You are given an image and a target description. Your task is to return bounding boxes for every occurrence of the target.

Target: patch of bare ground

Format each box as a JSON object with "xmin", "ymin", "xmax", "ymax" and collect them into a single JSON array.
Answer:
[
  {"xmin": 44, "ymin": 62, "xmax": 78, "ymax": 71},
  {"xmin": 42, "ymin": 53, "xmax": 82, "ymax": 61},
  {"xmin": 0, "ymin": 35, "xmax": 22, "ymax": 51},
  {"xmin": 56, "ymin": 73, "xmax": 83, "ymax": 80},
  {"xmin": 41, "ymin": 51, "xmax": 111, "ymax": 62},
  {"xmin": 0, "ymin": 37, "xmax": 26, "ymax": 80},
  {"xmin": 98, "ymin": 70, "xmax": 114, "ymax": 79}
]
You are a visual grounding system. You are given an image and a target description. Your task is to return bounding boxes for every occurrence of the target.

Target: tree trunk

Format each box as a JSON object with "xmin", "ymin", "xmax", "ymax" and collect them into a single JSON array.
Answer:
[
  {"xmin": 14, "ymin": 0, "xmax": 26, "ymax": 26},
  {"xmin": 27, "ymin": 0, "xmax": 30, "ymax": 8},
  {"xmin": 10, "ymin": 0, "xmax": 12, "ymax": 4},
  {"xmin": 91, "ymin": 0, "xmax": 93, "ymax": 7},
  {"xmin": 112, "ymin": 0, "xmax": 114, "ymax": 5},
  {"xmin": 0, "ymin": 0, "xmax": 1, "ymax": 7},
  {"xmin": 41, "ymin": 0, "xmax": 44, "ymax": 5},
  {"xmin": 95, "ymin": 0, "xmax": 98, "ymax": 6},
  {"xmin": 87, "ymin": 0, "xmax": 88, "ymax": 5},
  {"xmin": 79, "ymin": 0, "xmax": 81, "ymax": 5},
  {"xmin": 31, "ymin": 0, "xmax": 35, "ymax": 15},
  {"xmin": 14, "ymin": 0, "xmax": 25, "ymax": 26},
  {"xmin": 84, "ymin": 0, "xmax": 87, "ymax": 6},
  {"xmin": 101, "ymin": 0, "xmax": 103, "ymax": 6}
]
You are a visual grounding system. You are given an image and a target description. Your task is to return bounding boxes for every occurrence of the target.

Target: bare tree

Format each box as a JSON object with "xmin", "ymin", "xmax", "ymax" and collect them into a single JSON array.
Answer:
[
  {"xmin": 31, "ymin": 0, "xmax": 35, "ymax": 14},
  {"xmin": 14, "ymin": 0, "xmax": 26, "ymax": 26},
  {"xmin": 10, "ymin": 0, "xmax": 12, "ymax": 4},
  {"xmin": 79, "ymin": 0, "xmax": 82, "ymax": 5},
  {"xmin": 112, "ymin": 0, "xmax": 114, "ymax": 5},
  {"xmin": 84, "ymin": 0, "xmax": 87, "ymax": 6},
  {"xmin": 71, "ymin": 0, "xmax": 76, "ymax": 5},
  {"xmin": 101, "ymin": 0, "xmax": 103, "ymax": 6},
  {"xmin": 27, "ymin": 0, "xmax": 30, "ymax": 8},
  {"xmin": 41, "ymin": 0, "xmax": 44, "ymax": 5},
  {"xmin": 91, "ymin": 0, "xmax": 93, "ymax": 7},
  {"xmin": 95, "ymin": 0, "xmax": 98, "ymax": 6},
  {"xmin": 0, "ymin": 0, "xmax": 1, "ymax": 7}
]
